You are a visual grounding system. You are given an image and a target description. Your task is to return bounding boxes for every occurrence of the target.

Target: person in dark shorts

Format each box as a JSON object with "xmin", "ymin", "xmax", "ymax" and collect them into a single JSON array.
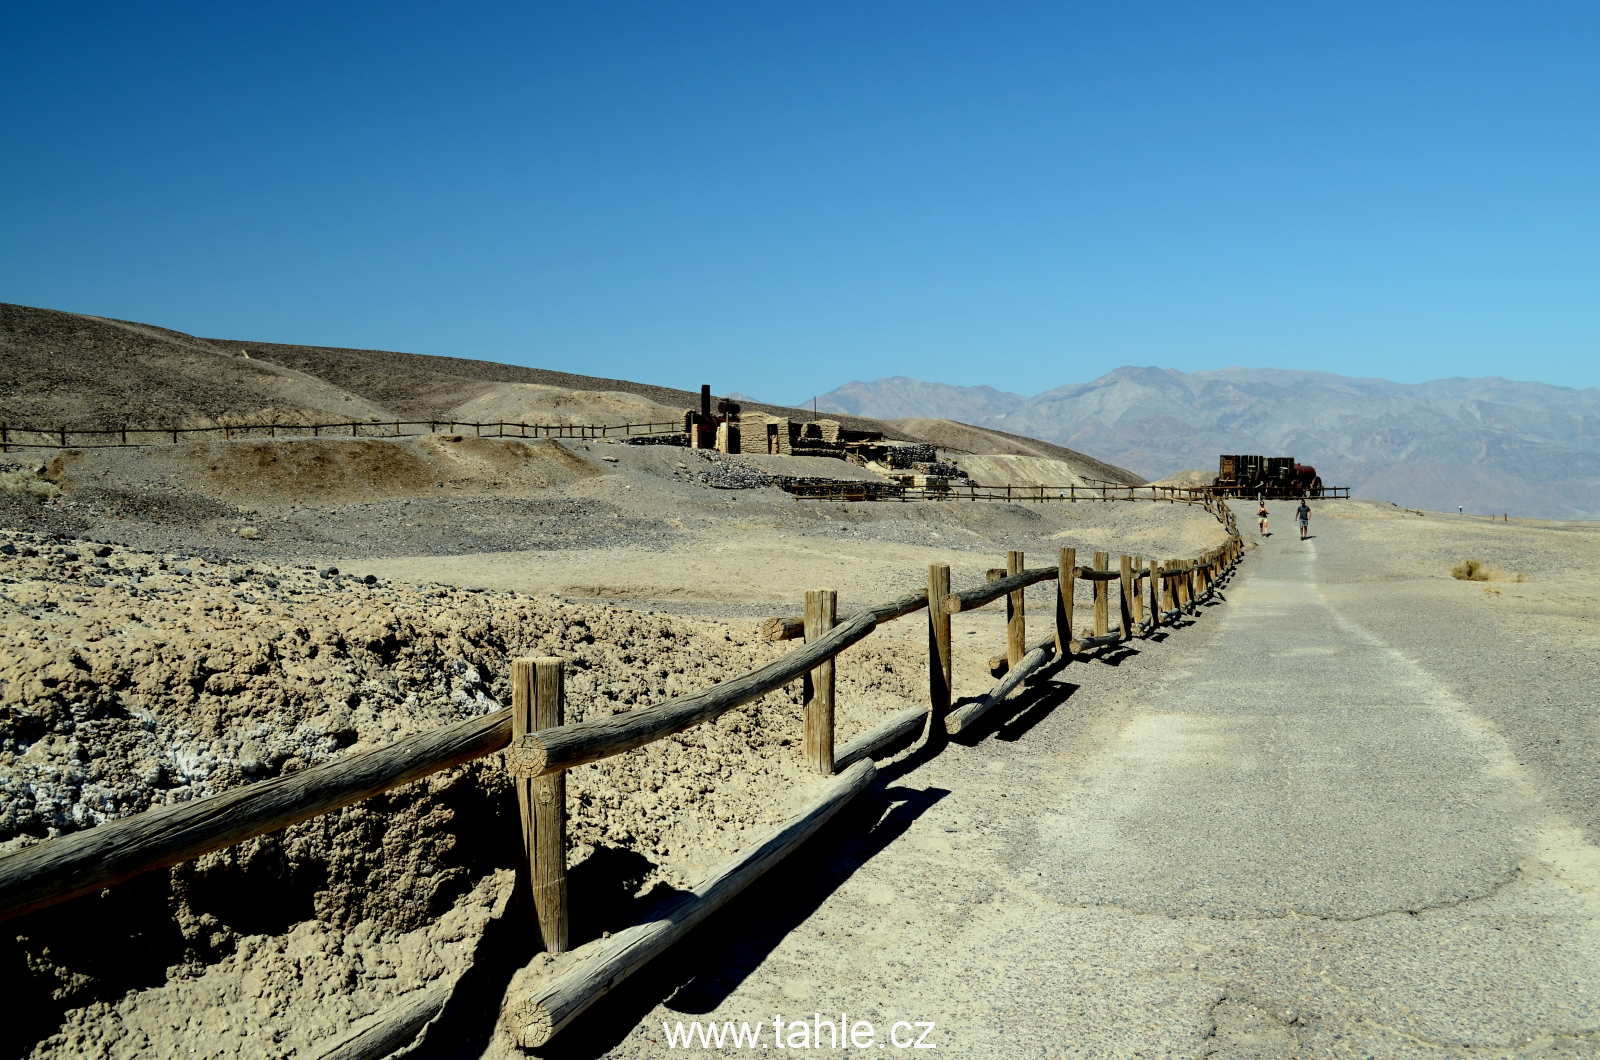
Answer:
[
  {"xmin": 1297, "ymin": 499, "xmax": 1311, "ymax": 539},
  {"xmin": 1257, "ymin": 501, "xmax": 1269, "ymax": 536}
]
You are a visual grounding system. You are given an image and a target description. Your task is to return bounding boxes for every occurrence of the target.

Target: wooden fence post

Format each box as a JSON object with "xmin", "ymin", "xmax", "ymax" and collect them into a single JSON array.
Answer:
[
  {"xmin": 1006, "ymin": 550, "xmax": 1026, "ymax": 667},
  {"xmin": 1148, "ymin": 559, "xmax": 1162, "ymax": 627},
  {"xmin": 1092, "ymin": 551, "xmax": 1109, "ymax": 637},
  {"xmin": 513, "ymin": 657, "xmax": 569, "ymax": 953},
  {"xmin": 804, "ymin": 590, "xmax": 837, "ymax": 775},
  {"xmin": 1056, "ymin": 547, "xmax": 1075, "ymax": 658},
  {"xmin": 927, "ymin": 565, "xmax": 952, "ymax": 723},
  {"xmin": 1128, "ymin": 555, "xmax": 1145, "ymax": 634},
  {"xmin": 1118, "ymin": 555, "xmax": 1135, "ymax": 641}
]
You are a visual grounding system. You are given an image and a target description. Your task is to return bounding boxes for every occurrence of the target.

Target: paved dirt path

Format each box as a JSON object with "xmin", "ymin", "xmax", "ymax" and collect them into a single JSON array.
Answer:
[{"xmin": 463, "ymin": 520, "xmax": 1600, "ymax": 1059}]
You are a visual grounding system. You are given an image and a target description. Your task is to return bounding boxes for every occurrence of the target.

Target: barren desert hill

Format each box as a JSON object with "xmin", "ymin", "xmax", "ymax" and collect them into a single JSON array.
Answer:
[
  {"xmin": 883, "ymin": 417, "xmax": 1140, "ymax": 483},
  {"xmin": 207, "ymin": 336, "xmax": 1140, "ymax": 481},
  {"xmin": 1, "ymin": 302, "xmax": 1144, "ymax": 484},
  {"xmin": 0, "ymin": 302, "xmax": 395, "ymax": 428},
  {"xmin": 2, "ymin": 301, "xmax": 894, "ymax": 434}
]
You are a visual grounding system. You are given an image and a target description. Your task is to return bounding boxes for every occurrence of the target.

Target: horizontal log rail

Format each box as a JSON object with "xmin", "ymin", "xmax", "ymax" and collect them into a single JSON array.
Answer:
[
  {"xmin": 940, "ymin": 566, "xmax": 1060, "ymax": 614},
  {"xmin": 834, "ymin": 705, "xmax": 928, "ymax": 772},
  {"xmin": 945, "ymin": 634, "xmax": 1057, "ymax": 734},
  {"xmin": 0, "ymin": 710, "xmax": 512, "ymax": 922},
  {"xmin": 1070, "ymin": 632, "xmax": 1125, "ymax": 652},
  {"xmin": 506, "ymin": 590, "xmax": 929, "ymax": 778}
]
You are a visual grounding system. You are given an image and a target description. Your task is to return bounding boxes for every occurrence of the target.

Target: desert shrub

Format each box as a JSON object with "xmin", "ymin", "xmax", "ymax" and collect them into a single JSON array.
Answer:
[
  {"xmin": 0, "ymin": 467, "xmax": 60, "ymax": 500},
  {"xmin": 1450, "ymin": 558, "xmax": 1526, "ymax": 582}
]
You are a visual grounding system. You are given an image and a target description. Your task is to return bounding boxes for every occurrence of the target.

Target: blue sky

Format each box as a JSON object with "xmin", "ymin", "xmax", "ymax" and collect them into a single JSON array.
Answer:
[{"xmin": 4, "ymin": 2, "xmax": 1598, "ymax": 402}]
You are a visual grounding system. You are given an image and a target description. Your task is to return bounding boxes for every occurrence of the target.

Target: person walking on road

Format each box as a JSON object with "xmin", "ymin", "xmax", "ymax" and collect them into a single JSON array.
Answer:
[
  {"xmin": 1257, "ymin": 500, "xmax": 1269, "ymax": 537},
  {"xmin": 1297, "ymin": 499, "xmax": 1311, "ymax": 540}
]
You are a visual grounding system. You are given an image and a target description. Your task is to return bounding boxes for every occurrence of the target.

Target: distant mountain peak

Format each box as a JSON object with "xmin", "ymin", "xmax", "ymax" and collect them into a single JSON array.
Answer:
[
  {"xmin": 805, "ymin": 377, "xmax": 1026, "ymax": 422},
  {"xmin": 803, "ymin": 368, "xmax": 1600, "ymax": 518}
]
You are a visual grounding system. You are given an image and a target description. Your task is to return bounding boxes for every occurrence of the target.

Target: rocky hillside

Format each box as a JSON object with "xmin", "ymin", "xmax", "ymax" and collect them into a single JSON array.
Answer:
[
  {"xmin": 814, "ymin": 369, "xmax": 1600, "ymax": 519},
  {"xmin": 1, "ymin": 302, "xmax": 1143, "ymax": 485}
]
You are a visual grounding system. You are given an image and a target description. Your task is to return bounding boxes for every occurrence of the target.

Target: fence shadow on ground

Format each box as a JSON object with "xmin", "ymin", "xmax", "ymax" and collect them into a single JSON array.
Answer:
[
  {"xmin": 995, "ymin": 680, "xmax": 1081, "ymax": 743},
  {"xmin": 411, "ymin": 844, "xmax": 693, "ymax": 1060},
  {"xmin": 491, "ymin": 772, "xmax": 950, "ymax": 1060}
]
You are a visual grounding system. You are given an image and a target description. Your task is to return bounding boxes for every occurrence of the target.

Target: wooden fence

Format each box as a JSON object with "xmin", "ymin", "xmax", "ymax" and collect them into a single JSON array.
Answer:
[
  {"xmin": 784, "ymin": 481, "xmax": 1350, "ymax": 502},
  {"xmin": 0, "ymin": 419, "xmax": 682, "ymax": 452},
  {"xmin": 784, "ymin": 481, "xmax": 1218, "ymax": 503},
  {"xmin": 0, "ymin": 497, "xmax": 1244, "ymax": 1053}
]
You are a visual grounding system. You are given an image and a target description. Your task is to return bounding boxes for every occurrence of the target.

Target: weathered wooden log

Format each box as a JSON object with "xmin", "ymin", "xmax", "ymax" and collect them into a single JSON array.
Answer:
[
  {"xmin": 1070, "ymin": 632, "xmax": 1124, "ymax": 652},
  {"xmin": 1147, "ymin": 558, "xmax": 1163, "ymax": 630},
  {"xmin": 759, "ymin": 616, "xmax": 805, "ymax": 642},
  {"xmin": 309, "ymin": 982, "xmax": 449, "ymax": 1060},
  {"xmin": 501, "ymin": 759, "xmax": 878, "ymax": 1047},
  {"xmin": 1129, "ymin": 555, "xmax": 1146, "ymax": 632},
  {"xmin": 0, "ymin": 709, "xmax": 512, "ymax": 922},
  {"xmin": 1118, "ymin": 554, "xmax": 1135, "ymax": 641},
  {"xmin": 507, "ymin": 590, "xmax": 927, "ymax": 779},
  {"xmin": 872, "ymin": 588, "xmax": 932, "ymax": 624},
  {"xmin": 1055, "ymin": 547, "xmax": 1075, "ymax": 658},
  {"xmin": 761, "ymin": 583, "xmax": 929, "ymax": 642},
  {"xmin": 1006, "ymin": 550, "xmax": 1026, "ymax": 667},
  {"xmin": 945, "ymin": 634, "xmax": 1056, "ymax": 735},
  {"xmin": 513, "ymin": 658, "xmax": 568, "ymax": 953},
  {"xmin": 834, "ymin": 705, "xmax": 927, "ymax": 771},
  {"xmin": 940, "ymin": 565, "xmax": 1059, "ymax": 613},
  {"xmin": 1073, "ymin": 568, "xmax": 1123, "ymax": 582},
  {"xmin": 927, "ymin": 564, "xmax": 952, "ymax": 720},
  {"xmin": 1092, "ymin": 552, "xmax": 1109, "ymax": 638},
  {"xmin": 803, "ymin": 590, "xmax": 837, "ymax": 775},
  {"xmin": 987, "ymin": 653, "xmax": 1010, "ymax": 678}
]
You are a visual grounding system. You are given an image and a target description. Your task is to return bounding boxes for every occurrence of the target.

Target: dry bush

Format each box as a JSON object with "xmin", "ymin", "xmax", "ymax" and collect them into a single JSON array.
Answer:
[
  {"xmin": 0, "ymin": 467, "xmax": 60, "ymax": 500},
  {"xmin": 1450, "ymin": 558, "xmax": 1526, "ymax": 582}
]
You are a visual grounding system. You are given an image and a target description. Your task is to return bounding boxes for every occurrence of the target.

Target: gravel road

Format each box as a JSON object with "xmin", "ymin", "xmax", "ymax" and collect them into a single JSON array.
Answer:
[{"xmin": 446, "ymin": 508, "xmax": 1600, "ymax": 1059}]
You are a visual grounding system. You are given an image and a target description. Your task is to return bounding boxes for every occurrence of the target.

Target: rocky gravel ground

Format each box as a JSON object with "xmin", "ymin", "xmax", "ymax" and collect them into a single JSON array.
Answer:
[
  {"xmin": 0, "ymin": 436, "xmax": 1236, "ymax": 1058},
  {"xmin": 0, "ymin": 438, "xmax": 1216, "ymax": 579},
  {"xmin": 0, "ymin": 526, "xmax": 928, "ymax": 1058}
]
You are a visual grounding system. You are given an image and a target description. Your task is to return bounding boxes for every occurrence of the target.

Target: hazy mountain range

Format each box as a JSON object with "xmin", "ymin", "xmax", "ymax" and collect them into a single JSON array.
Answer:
[{"xmin": 807, "ymin": 368, "xmax": 1600, "ymax": 520}]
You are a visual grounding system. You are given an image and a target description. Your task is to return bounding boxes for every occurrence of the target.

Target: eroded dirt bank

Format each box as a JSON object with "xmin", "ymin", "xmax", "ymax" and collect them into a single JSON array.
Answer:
[{"xmin": 0, "ymin": 533, "xmax": 929, "ymax": 1058}]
